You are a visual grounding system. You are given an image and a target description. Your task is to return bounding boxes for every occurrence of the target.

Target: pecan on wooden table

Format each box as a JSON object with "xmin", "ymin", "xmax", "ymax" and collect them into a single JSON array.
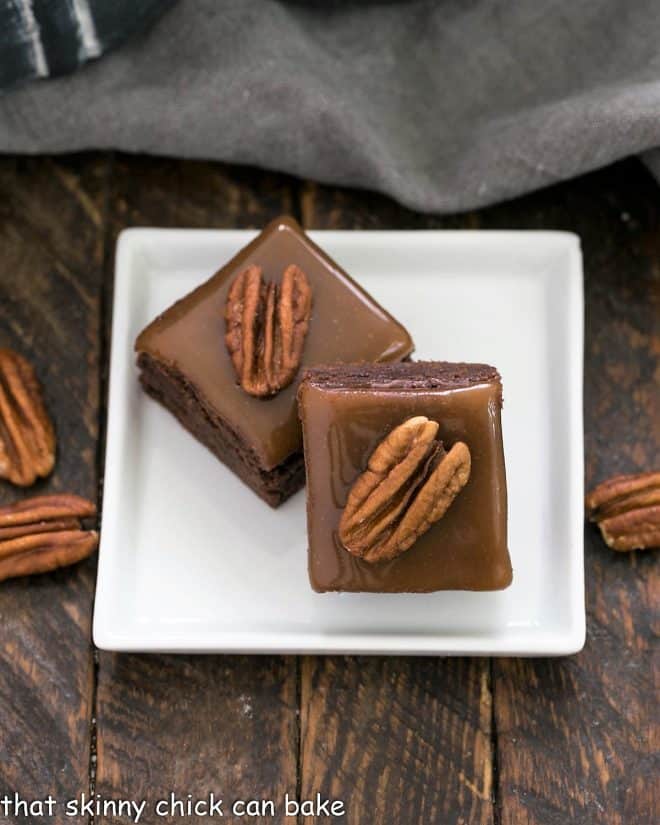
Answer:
[
  {"xmin": 339, "ymin": 416, "xmax": 471, "ymax": 563},
  {"xmin": 0, "ymin": 493, "xmax": 97, "ymax": 581},
  {"xmin": 225, "ymin": 264, "xmax": 312, "ymax": 397},
  {"xmin": 586, "ymin": 471, "xmax": 660, "ymax": 551},
  {"xmin": 0, "ymin": 348, "xmax": 56, "ymax": 486}
]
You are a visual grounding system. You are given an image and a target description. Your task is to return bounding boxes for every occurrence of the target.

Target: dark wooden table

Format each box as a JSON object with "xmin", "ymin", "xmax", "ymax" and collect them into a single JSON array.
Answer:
[{"xmin": 0, "ymin": 154, "xmax": 657, "ymax": 825}]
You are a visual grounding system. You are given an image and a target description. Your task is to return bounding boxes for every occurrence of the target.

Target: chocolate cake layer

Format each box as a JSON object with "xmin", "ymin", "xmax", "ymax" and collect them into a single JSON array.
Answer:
[
  {"xmin": 302, "ymin": 361, "xmax": 500, "ymax": 390},
  {"xmin": 138, "ymin": 353, "xmax": 305, "ymax": 507},
  {"xmin": 299, "ymin": 361, "xmax": 511, "ymax": 592}
]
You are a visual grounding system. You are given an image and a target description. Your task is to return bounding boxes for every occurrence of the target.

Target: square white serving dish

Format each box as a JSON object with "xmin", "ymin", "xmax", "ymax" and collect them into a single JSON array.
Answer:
[{"xmin": 93, "ymin": 228, "xmax": 585, "ymax": 655}]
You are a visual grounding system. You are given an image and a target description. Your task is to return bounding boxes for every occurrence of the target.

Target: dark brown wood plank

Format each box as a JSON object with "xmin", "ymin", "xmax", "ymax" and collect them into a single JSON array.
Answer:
[
  {"xmin": 488, "ymin": 161, "xmax": 660, "ymax": 825},
  {"xmin": 300, "ymin": 656, "xmax": 494, "ymax": 824},
  {"xmin": 299, "ymin": 189, "xmax": 495, "ymax": 825},
  {"xmin": 0, "ymin": 155, "xmax": 108, "ymax": 822},
  {"xmin": 94, "ymin": 155, "xmax": 299, "ymax": 823}
]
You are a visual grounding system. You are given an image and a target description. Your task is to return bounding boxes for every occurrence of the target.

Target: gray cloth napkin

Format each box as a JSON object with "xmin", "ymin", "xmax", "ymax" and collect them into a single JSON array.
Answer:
[{"xmin": 1, "ymin": 0, "xmax": 659, "ymax": 213}]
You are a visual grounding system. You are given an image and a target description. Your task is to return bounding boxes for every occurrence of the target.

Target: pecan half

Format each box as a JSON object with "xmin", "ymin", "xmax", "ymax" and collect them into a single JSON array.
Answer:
[
  {"xmin": 225, "ymin": 264, "xmax": 312, "ymax": 397},
  {"xmin": 0, "ymin": 349, "xmax": 56, "ymax": 486},
  {"xmin": 338, "ymin": 416, "xmax": 471, "ymax": 563},
  {"xmin": 0, "ymin": 493, "xmax": 97, "ymax": 581},
  {"xmin": 586, "ymin": 471, "xmax": 660, "ymax": 551}
]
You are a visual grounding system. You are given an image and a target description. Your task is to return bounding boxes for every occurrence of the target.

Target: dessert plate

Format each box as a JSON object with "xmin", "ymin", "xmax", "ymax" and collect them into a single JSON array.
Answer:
[{"xmin": 94, "ymin": 228, "xmax": 584, "ymax": 655}]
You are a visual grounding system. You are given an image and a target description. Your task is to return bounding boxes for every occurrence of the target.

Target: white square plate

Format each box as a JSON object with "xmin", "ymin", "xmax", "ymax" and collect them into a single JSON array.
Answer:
[{"xmin": 94, "ymin": 228, "xmax": 585, "ymax": 655}]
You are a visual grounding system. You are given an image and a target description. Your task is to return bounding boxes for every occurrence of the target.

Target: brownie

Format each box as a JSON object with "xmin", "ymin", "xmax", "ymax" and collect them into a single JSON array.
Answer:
[
  {"xmin": 135, "ymin": 217, "xmax": 414, "ymax": 506},
  {"xmin": 298, "ymin": 362, "xmax": 512, "ymax": 592}
]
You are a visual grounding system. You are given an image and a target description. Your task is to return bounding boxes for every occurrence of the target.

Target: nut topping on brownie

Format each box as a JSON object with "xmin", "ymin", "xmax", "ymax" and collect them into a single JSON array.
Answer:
[
  {"xmin": 338, "ymin": 416, "xmax": 471, "ymax": 563},
  {"xmin": 225, "ymin": 263, "xmax": 312, "ymax": 397}
]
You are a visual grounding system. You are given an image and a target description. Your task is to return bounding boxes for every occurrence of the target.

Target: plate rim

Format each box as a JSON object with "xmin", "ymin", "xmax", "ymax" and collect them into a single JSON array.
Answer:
[{"xmin": 93, "ymin": 227, "xmax": 585, "ymax": 656}]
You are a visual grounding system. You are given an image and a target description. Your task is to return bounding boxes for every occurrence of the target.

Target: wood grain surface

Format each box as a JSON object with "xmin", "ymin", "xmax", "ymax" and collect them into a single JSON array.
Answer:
[
  {"xmin": 0, "ymin": 154, "xmax": 657, "ymax": 825},
  {"xmin": 491, "ymin": 161, "xmax": 660, "ymax": 825},
  {"xmin": 299, "ymin": 656, "xmax": 494, "ymax": 825},
  {"xmin": 0, "ymin": 156, "xmax": 107, "ymax": 822}
]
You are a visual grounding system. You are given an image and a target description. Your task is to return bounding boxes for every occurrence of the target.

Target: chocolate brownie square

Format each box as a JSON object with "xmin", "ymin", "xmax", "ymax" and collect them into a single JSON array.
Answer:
[
  {"xmin": 298, "ymin": 362, "xmax": 511, "ymax": 592},
  {"xmin": 135, "ymin": 217, "xmax": 414, "ymax": 506}
]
